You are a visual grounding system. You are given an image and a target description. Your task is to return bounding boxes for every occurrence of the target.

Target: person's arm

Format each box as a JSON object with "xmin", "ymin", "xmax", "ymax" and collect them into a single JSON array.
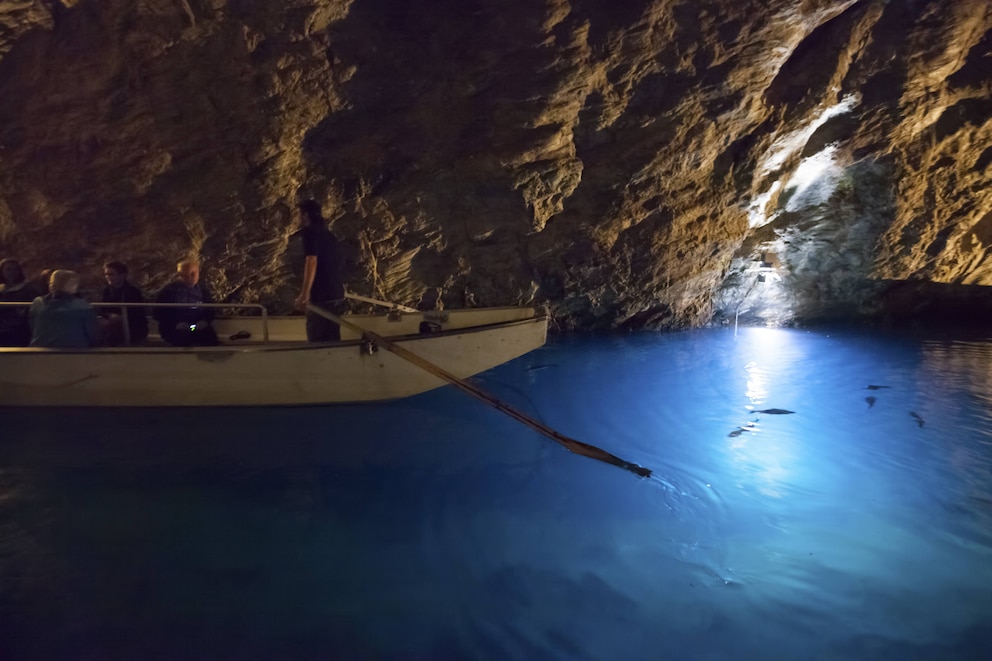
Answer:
[
  {"xmin": 84, "ymin": 305, "xmax": 99, "ymax": 347},
  {"xmin": 295, "ymin": 255, "xmax": 318, "ymax": 311},
  {"xmin": 28, "ymin": 297, "xmax": 42, "ymax": 333},
  {"xmin": 99, "ymin": 286, "xmax": 112, "ymax": 318},
  {"xmin": 201, "ymin": 285, "xmax": 215, "ymax": 322},
  {"xmin": 152, "ymin": 284, "xmax": 174, "ymax": 326}
]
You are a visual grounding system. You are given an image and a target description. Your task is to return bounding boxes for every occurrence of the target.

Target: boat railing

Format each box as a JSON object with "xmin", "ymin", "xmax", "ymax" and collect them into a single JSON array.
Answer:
[
  {"xmin": 2, "ymin": 292, "xmax": 420, "ymax": 346},
  {"xmin": 0, "ymin": 301, "xmax": 272, "ymax": 345},
  {"xmin": 343, "ymin": 291, "xmax": 417, "ymax": 313}
]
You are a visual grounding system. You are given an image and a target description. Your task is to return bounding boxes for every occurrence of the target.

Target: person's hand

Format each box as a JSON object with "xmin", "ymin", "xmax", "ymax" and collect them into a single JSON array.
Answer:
[{"xmin": 294, "ymin": 294, "xmax": 308, "ymax": 311}]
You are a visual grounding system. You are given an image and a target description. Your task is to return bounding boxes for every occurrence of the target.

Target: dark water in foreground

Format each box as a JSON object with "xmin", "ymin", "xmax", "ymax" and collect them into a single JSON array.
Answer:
[{"xmin": 2, "ymin": 327, "xmax": 991, "ymax": 660}]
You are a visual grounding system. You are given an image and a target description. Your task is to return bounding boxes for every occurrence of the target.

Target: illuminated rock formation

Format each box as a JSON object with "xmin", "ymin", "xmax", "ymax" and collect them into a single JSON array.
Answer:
[{"xmin": 0, "ymin": 0, "xmax": 989, "ymax": 328}]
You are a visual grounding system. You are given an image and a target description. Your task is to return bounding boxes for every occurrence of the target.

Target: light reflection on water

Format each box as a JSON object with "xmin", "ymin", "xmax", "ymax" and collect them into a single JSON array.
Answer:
[{"xmin": 1, "ymin": 326, "xmax": 991, "ymax": 659}]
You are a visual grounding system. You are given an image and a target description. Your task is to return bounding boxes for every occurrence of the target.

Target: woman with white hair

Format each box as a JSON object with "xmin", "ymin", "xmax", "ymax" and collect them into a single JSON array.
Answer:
[{"xmin": 29, "ymin": 270, "xmax": 99, "ymax": 348}]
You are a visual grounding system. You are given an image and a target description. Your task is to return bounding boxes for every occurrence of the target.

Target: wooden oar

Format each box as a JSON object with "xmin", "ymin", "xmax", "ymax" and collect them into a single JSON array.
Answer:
[
  {"xmin": 309, "ymin": 305, "xmax": 652, "ymax": 478},
  {"xmin": 344, "ymin": 291, "xmax": 417, "ymax": 312}
]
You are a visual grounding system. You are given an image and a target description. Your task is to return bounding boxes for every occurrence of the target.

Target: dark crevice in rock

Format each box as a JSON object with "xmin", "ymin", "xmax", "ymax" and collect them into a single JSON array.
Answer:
[
  {"xmin": 925, "ymin": 224, "xmax": 956, "ymax": 257},
  {"xmin": 948, "ymin": 28, "xmax": 992, "ymax": 90},
  {"xmin": 802, "ymin": 113, "xmax": 860, "ymax": 157},
  {"xmin": 934, "ymin": 98, "xmax": 992, "ymax": 142},
  {"xmin": 764, "ymin": 0, "xmax": 873, "ymax": 114},
  {"xmin": 871, "ymin": 280, "xmax": 992, "ymax": 327},
  {"xmin": 974, "ymin": 148, "xmax": 992, "ymax": 173}
]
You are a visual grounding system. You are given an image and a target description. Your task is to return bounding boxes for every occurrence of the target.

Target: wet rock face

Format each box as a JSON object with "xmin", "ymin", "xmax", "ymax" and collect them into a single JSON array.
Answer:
[{"xmin": 0, "ymin": 0, "xmax": 989, "ymax": 329}]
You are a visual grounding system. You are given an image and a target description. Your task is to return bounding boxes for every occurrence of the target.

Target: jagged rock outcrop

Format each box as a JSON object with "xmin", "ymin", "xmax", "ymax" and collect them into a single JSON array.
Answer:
[{"xmin": 0, "ymin": 0, "xmax": 989, "ymax": 329}]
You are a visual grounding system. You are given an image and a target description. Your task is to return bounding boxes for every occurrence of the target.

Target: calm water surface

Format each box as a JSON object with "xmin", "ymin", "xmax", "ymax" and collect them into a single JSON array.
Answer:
[{"xmin": 1, "ymin": 326, "xmax": 991, "ymax": 659}]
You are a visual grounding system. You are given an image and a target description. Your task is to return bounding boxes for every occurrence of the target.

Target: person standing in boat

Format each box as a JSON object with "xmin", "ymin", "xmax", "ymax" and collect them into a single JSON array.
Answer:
[
  {"xmin": 0, "ymin": 258, "xmax": 43, "ymax": 346},
  {"xmin": 294, "ymin": 199, "xmax": 345, "ymax": 342},
  {"xmin": 153, "ymin": 257, "xmax": 218, "ymax": 347},
  {"xmin": 29, "ymin": 270, "xmax": 99, "ymax": 348},
  {"xmin": 100, "ymin": 260, "xmax": 148, "ymax": 345}
]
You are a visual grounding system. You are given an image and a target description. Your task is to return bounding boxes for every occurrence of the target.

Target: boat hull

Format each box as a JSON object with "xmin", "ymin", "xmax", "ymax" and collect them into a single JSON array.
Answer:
[{"xmin": 0, "ymin": 316, "xmax": 548, "ymax": 407}]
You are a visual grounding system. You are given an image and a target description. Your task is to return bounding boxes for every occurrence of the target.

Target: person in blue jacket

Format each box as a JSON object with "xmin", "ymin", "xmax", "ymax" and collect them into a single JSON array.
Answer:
[{"xmin": 29, "ymin": 270, "xmax": 99, "ymax": 348}]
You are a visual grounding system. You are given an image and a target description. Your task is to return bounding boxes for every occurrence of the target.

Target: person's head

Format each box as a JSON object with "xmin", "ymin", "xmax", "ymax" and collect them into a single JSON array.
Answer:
[
  {"xmin": 297, "ymin": 199, "xmax": 324, "ymax": 229},
  {"xmin": 49, "ymin": 270, "xmax": 80, "ymax": 296},
  {"xmin": 103, "ymin": 261, "xmax": 128, "ymax": 288},
  {"xmin": 176, "ymin": 258, "xmax": 200, "ymax": 287},
  {"xmin": 0, "ymin": 258, "xmax": 25, "ymax": 286}
]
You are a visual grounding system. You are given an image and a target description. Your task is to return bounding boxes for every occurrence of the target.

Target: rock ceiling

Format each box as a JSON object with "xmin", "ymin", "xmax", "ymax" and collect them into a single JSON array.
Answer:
[{"xmin": 0, "ymin": 0, "xmax": 990, "ymax": 329}]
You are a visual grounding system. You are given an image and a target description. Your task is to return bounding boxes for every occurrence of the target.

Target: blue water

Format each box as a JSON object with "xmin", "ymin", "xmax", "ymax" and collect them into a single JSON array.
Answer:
[{"xmin": 2, "ymin": 327, "xmax": 991, "ymax": 659}]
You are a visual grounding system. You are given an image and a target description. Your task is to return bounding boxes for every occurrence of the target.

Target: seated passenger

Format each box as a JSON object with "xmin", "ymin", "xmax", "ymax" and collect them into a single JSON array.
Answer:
[
  {"xmin": 33, "ymin": 268, "xmax": 53, "ymax": 295},
  {"xmin": 100, "ymin": 261, "xmax": 148, "ymax": 345},
  {"xmin": 0, "ymin": 258, "xmax": 43, "ymax": 346},
  {"xmin": 29, "ymin": 270, "xmax": 99, "ymax": 348},
  {"xmin": 153, "ymin": 257, "xmax": 218, "ymax": 347}
]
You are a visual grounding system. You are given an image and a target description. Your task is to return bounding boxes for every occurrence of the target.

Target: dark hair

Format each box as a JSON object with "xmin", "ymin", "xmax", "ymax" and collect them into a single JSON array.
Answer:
[
  {"xmin": 297, "ymin": 199, "xmax": 324, "ymax": 226},
  {"xmin": 0, "ymin": 258, "xmax": 25, "ymax": 286},
  {"xmin": 104, "ymin": 261, "xmax": 128, "ymax": 275}
]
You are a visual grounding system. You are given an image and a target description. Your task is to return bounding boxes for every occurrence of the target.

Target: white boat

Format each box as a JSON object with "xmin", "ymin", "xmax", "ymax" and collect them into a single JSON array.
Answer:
[{"xmin": 0, "ymin": 300, "xmax": 548, "ymax": 407}]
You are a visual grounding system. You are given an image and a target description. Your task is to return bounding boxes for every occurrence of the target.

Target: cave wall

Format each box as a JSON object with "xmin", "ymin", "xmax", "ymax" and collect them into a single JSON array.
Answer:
[{"xmin": 0, "ymin": 0, "xmax": 989, "ymax": 329}]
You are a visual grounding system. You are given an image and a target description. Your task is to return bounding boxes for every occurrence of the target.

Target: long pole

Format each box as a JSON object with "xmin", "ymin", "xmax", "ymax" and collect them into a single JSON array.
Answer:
[
  {"xmin": 344, "ymin": 291, "xmax": 417, "ymax": 312},
  {"xmin": 309, "ymin": 305, "xmax": 651, "ymax": 478}
]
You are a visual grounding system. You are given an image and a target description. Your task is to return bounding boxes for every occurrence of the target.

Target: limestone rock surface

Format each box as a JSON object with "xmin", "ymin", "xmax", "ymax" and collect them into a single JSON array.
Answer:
[{"xmin": 0, "ymin": 0, "xmax": 989, "ymax": 329}]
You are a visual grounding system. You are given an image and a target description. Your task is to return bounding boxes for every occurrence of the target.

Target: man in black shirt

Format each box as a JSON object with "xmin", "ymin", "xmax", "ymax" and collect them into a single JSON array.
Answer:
[
  {"xmin": 294, "ymin": 200, "xmax": 345, "ymax": 341},
  {"xmin": 101, "ymin": 261, "xmax": 148, "ymax": 345}
]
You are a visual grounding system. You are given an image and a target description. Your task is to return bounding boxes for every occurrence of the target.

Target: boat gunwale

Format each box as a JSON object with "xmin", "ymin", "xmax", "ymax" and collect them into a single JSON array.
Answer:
[{"xmin": 0, "ymin": 315, "xmax": 549, "ymax": 356}]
